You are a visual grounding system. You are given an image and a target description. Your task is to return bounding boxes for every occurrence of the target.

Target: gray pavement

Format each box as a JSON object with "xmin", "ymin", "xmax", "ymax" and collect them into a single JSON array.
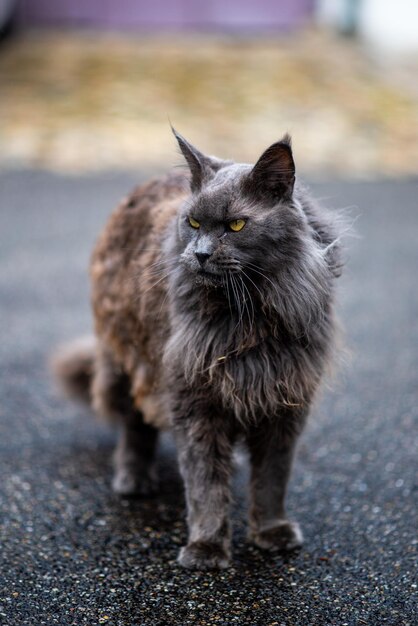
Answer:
[{"xmin": 0, "ymin": 171, "xmax": 417, "ymax": 625}]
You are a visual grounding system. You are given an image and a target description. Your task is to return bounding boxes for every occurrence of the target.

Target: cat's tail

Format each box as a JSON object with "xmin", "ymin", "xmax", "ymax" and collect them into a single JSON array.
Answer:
[{"xmin": 51, "ymin": 335, "xmax": 96, "ymax": 404}]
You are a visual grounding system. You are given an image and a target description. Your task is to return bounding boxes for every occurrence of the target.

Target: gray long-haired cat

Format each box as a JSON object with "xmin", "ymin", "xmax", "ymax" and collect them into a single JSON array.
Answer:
[{"xmin": 54, "ymin": 129, "xmax": 343, "ymax": 569}]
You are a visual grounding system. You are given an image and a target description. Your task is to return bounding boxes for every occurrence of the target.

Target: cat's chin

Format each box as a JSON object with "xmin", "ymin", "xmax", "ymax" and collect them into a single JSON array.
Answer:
[{"xmin": 195, "ymin": 270, "xmax": 223, "ymax": 288}]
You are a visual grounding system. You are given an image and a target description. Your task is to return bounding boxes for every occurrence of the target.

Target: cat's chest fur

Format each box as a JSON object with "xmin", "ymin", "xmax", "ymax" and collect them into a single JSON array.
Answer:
[{"xmin": 165, "ymin": 304, "xmax": 310, "ymax": 422}]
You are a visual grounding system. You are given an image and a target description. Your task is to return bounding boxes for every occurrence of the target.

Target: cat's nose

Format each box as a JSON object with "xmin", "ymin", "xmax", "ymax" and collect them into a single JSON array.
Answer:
[{"xmin": 195, "ymin": 252, "xmax": 211, "ymax": 266}]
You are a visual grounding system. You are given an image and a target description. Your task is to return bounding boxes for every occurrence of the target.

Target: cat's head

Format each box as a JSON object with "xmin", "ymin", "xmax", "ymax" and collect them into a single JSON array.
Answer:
[{"xmin": 172, "ymin": 128, "xmax": 305, "ymax": 289}]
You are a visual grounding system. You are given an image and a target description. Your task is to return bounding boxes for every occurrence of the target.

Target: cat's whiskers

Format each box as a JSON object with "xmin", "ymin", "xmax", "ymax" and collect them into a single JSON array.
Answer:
[
  {"xmin": 235, "ymin": 273, "xmax": 248, "ymax": 327},
  {"xmin": 240, "ymin": 268, "xmax": 265, "ymax": 305},
  {"xmin": 132, "ymin": 257, "xmax": 176, "ymax": 278},
  {"xmin": 116, "ymin": 246, "xmax": 167, "ymax": 253},
  {"xmin": 230, "ymin": 274, "xmax": 245, "ymax": 336},
  {"xmin": 143, "ymin": 267, "xmax": 178, "ymax": 294},
  {"xmin": 142, "ymin": 263, "xmax": 175, "ymax": 279},
  {"xmin": 245, "ymin": 262, "xmax": 280, "ymax": 298},
  {"xmin": 157, "ymin": 290, "xmax": 170, "ymax": 321},
  {"xmin": 235, "ymin": 273, "xmax": 246, "ymax": 316},
  {"xmin": 129, "ymin": 265, "xmax": 178, "ymax": 304},
  {"xmin": 222, "ymin": 274, "xmax": 234, "ymax": 319},
  {"xmin": 239, "ymin": 274, "xmax": 255, "ymax": 332},
  {"xmin": 228, "ymin": 274, "xmax": 239, "ymax": 329}
]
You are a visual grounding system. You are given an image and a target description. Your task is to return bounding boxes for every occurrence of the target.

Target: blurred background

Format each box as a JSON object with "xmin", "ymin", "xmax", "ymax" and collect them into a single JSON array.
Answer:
[{"xmin": 0, "ymin": 0, "xmax": 417, "ymax": 177}]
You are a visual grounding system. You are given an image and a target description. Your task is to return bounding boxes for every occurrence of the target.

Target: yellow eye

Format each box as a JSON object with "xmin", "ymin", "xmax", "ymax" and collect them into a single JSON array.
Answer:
[
  {"xmin": 188, "ymin": 216, "xmax": 200, "ymax": 229},
  {"xmin": 228, "ymin": 219, "xmax": 246, "ymax": 232}
]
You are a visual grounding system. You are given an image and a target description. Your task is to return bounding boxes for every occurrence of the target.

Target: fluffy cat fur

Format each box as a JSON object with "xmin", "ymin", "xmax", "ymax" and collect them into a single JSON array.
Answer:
[{"xmin": 53, "ymin": 129, "xmax": 343, "ymax": 570}]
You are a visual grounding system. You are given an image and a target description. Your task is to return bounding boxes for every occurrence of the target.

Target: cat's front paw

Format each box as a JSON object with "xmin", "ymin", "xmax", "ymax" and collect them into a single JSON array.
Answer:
[
  {"xmin": 251, "ymin": 520, "xmax": 303, "ymax": 552},
  {"xmin": 112, "ymin": 466, "xmax": 158, "ymax": 497},
  {"xmin": 178, "ymin": 541, "xmax": 230, "ymax": 570}
]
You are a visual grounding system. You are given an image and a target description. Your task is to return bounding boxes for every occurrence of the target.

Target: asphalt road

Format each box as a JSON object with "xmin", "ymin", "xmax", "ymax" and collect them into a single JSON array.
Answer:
[{"xmin": 0, "ymin": 171, "xmax": 417, "ymax": 626}]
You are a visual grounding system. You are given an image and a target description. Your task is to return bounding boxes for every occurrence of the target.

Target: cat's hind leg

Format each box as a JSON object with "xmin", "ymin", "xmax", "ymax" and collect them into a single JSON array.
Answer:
[
  {"xmin": 92, "ymin": 345, "xmax": 159, "ymax": 497},
  {"xmin": 246, "ymin": 411, "xmax": 306, "ymax": 551},
  {"xmin": 112, "ymin": 416, "xmax": 158, "ymax": 497}
]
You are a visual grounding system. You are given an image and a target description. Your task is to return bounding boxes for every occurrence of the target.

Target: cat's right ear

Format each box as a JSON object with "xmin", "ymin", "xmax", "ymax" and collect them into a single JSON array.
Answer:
[{"xmin": 172, "ymin": 128, "xmax": 219, "ymax": 193}]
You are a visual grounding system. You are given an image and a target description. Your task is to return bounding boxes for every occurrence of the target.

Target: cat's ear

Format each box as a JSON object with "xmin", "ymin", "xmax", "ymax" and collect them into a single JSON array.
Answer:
[
  {"xmin": 248, "ymin": 134, "xmax": 295, "ymax": 201},
  {"xmin": 172, "ymin": 128, "xmax": 221, "ymax": 193}
]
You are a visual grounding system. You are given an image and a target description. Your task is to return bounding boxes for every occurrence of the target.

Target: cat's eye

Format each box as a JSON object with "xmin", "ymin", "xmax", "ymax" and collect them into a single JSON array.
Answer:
[
  {"xmin": 228, "ymin": 219, "xmax": 246, "ymax": 232},
  {"xmin": 188, "ymin": 216, "xmax": 200, "ymax": 229}
]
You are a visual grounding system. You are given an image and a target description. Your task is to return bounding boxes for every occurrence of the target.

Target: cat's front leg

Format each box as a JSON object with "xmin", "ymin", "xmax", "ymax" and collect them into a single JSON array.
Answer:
[
  {"xmin": 246, "ymin": 411, "xmax": 307, "ymax": 552},
  {"xmin": 173, "ymin": 394, "xmax": 235, "ymax": 570}
]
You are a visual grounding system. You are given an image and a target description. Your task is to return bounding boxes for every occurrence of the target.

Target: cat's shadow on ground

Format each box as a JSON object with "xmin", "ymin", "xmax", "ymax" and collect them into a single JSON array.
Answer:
[
  {"xmin": 37, "ymin": 429, "xmax": 305, "ymax": 578},
  {"xmin": 57, "ymin": 427, "xmax": 184, "ymax": 521}
]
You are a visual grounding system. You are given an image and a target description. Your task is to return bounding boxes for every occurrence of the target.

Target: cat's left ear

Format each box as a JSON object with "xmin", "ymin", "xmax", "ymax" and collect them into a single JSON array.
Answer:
[
  {"xmin": 172, "ymin": 128, "xmax": 224, "ymax": 193},
  {"xmin": 248, "ymin": 134, "xmax": 295, "ymax": 201}
]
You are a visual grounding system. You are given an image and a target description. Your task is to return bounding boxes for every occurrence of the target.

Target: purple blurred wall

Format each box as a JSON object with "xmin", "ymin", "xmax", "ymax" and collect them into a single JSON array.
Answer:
[{"xmin": 17, "ymin": 0, "xmax": 315, "ymax": 31}]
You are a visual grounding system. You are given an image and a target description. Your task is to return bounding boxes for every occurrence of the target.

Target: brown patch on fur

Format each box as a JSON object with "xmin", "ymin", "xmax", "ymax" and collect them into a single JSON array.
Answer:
[{"xmin": 90, "ymin": 172, "xmax": 188, "ymax": 428}]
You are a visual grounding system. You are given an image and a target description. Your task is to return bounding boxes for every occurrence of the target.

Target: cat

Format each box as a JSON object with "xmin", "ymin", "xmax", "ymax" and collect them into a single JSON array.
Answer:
[{"xmin": 54, "ymin": 129, "xmax": 343, "ymax": 570}]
